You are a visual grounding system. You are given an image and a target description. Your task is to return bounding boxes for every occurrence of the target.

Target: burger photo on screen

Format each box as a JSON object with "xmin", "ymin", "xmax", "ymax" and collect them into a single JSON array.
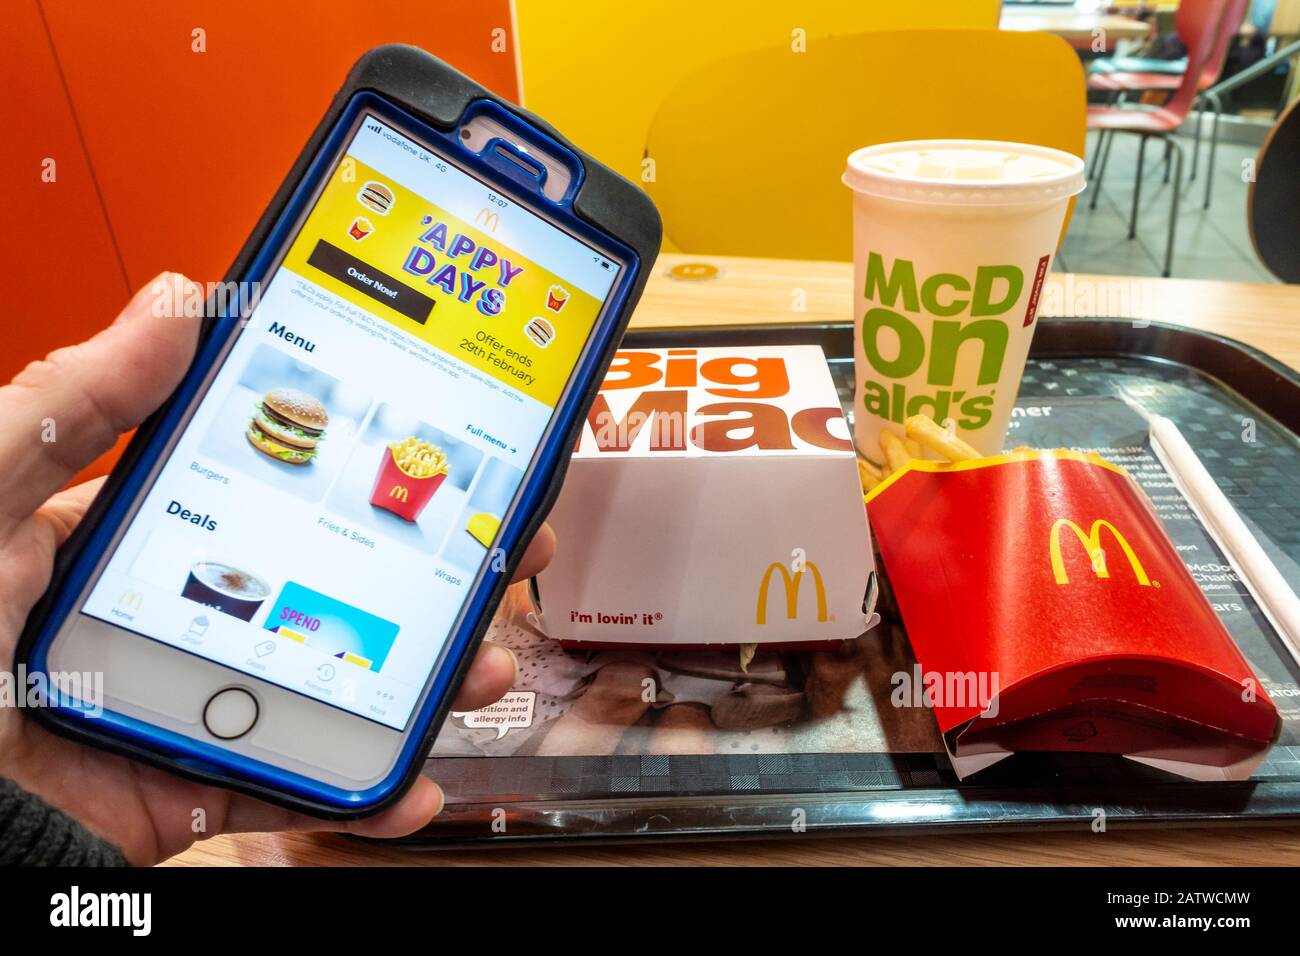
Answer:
[{"xmin": 246, "ymin": 387, "xmax": 329, "ymax": 466}]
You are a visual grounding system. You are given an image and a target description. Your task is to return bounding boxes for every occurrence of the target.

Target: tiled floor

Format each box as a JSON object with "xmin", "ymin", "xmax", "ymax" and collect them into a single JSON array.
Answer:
[{"xmin": 1058, "ymin": 131, "xmax": 1276, "ymax": 283}]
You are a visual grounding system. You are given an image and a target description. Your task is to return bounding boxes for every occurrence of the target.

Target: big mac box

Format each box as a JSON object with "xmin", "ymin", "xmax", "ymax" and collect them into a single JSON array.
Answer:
[
  {"xmin": 866, "ymin": 449, "xmax": 1280, "ymax": 780},
  {"xmin": 530, "ymin": 345, "xmax": 877, "ymax": 647}
]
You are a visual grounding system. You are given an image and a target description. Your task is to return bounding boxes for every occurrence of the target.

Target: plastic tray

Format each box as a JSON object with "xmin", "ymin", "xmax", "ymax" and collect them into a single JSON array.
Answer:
[{"xmin": 393, "ymin": 317, "xmax": 1300, "ymax": 848}]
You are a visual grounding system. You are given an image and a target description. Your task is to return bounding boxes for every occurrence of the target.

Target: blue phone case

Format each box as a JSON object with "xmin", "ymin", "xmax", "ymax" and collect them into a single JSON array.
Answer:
[{"xmin": 15, "ymin": 45, "xmax": 661, "ymax": 818}]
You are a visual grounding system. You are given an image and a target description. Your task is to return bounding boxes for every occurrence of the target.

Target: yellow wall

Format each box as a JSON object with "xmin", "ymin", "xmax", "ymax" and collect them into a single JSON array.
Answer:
[
  {"xmin": 642, "ymin": 29, "xmax": 1086, "ymax": 260},
  {"xmin": 513, "ymin": 0, "xmax": 1001, "ymax": 181}
]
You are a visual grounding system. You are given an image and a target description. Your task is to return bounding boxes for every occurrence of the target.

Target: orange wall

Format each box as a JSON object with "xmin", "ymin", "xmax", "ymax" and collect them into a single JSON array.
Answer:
[{"xmin": 6, "ymin": 0, "xmax": 517, "ymax": 480}]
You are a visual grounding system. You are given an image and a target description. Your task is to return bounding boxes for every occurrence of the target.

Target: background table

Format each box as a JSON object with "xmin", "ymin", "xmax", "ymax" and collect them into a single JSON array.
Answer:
[
  {"xmin": 166, "ymin": 254, "xmax": 1300, "ymax": 866},
  {"xmin": 1000, "ymin": 9, "xmax": 1152, "ymax": 43}
]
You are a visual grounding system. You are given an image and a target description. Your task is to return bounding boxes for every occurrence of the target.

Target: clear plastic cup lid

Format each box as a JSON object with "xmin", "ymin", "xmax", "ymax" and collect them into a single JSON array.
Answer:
[{"xmin": 843, "ymin": 139, "xmax": 1086, "ymax": 206}]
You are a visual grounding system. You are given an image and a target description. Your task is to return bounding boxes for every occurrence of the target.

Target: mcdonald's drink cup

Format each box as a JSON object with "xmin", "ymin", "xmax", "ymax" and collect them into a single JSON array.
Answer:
[
  {"xmin": 369, "ymin": 446, "xmax": 446, "ymax": 522},
  {"xmin": 531, "ymin": 345, "xmax": 878, "ymax": 647},
  {"xmin": 843, "ymin": 140, "xmax": 1086, "ymax": 459}
]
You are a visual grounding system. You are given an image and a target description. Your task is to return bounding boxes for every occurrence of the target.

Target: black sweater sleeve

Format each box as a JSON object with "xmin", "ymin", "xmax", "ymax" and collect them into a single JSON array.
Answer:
[{"xmin": 0, "ymin": 776, "xmax": 127, "ymax": 866}]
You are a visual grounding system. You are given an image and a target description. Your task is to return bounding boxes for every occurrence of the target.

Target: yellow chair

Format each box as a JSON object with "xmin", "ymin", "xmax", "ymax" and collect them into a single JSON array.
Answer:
[
  {"xmin": 512, "ymin": 0, "xmax": 1002, "ymax": 185},
  {"xmin": 644, "ymin": 29, "xmax": 1088, "ymax": 261}
]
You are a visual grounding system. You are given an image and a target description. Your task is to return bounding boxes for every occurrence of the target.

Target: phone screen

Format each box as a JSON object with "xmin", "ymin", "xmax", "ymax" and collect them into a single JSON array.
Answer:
[{"xmin": 76, "ymin": 111, "xmax": 622, "ymax": 730}]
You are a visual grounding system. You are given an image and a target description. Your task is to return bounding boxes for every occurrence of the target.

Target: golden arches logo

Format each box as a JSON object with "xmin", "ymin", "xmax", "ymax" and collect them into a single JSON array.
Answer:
[
  {"xmin": 1049, "ymin": 518, "xmax": 1151, "ymax": 586},
  {"xmin": 117, "ymin": 590, "xmax": 144, "ymax": 611},
  {"xmin": 388, "ymin": 485, "xmax": 409, "ymax": 502},
  {"xmin": 756, "ymin": 562, "xmax": 828, "ymax": 624},
  {"xmin": 475, "ymin": 208, "xmax": 500, "ymax": 232}
]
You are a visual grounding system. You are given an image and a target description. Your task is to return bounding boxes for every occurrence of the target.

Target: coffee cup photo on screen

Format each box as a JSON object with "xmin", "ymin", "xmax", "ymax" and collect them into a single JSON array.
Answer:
[
  {"xmin": 198, "ymin": 343, "xmax": 372, "ymax": 502},
  {"xmin": 442, "ymin": 456, "xmax": 525, "ymax": 573},
  {"xmin": 325, "ymin": 403, "xmax": 484, "ymax": 555},
  {"xmin": 126, "ymin": 524, "xmax": 278, "ymax": 627}
]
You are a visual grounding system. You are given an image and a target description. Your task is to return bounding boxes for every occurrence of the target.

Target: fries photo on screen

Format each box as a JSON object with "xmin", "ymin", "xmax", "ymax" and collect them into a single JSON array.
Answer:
[
  {"xmin": 389, "ymin": 436, "xmax": 450, "ymax": 479},
  {"xmin": 369, "ymin": 435, "xmax": 452, "ymax": 524}
]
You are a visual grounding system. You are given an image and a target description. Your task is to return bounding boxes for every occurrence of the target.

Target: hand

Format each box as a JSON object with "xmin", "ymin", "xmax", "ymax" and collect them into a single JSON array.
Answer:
[{"xmin": 0, "ymin": 274, "xmax": 554, "ymax": 864}]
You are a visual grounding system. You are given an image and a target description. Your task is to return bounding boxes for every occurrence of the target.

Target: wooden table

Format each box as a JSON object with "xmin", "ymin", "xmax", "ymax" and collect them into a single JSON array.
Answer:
[
  {"xmin": 167, "ymin": 253, "xmax": 1300, "ymax": 867},
  {"xmin": 1001, "ymin": 9, "xmax": 1152, "ymax": 44}
]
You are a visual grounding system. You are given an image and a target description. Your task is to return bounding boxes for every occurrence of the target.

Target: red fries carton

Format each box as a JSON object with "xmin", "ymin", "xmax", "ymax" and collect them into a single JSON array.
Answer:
[
  {"xmin": 369, "ymin": 446, "xmax": 446, "ymax": 522},
  {"xmin": 866, "ymin": 449, "xmax": 1280, "ymax": 780}
]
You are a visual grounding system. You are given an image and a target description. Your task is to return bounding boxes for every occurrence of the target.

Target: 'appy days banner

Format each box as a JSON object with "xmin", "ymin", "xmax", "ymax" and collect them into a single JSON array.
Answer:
[{"xmin": 283, "ymin": 156, "xmax": 602, "ymax": 407}]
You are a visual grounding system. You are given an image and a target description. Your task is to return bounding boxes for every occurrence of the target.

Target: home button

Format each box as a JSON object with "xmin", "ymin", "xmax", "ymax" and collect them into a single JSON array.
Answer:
[{"xmin": 203, "ymin": 687, "xmax": 259, "ymax": 740}]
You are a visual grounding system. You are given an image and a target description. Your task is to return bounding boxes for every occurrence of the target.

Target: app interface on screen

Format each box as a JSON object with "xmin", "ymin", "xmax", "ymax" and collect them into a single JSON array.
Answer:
[{"xmin": 80, "ymin": 114, "xmax": 620, "ymax": 729}]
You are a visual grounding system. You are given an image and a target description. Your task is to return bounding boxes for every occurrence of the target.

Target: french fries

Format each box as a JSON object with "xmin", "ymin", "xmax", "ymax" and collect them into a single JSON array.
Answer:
[
  {"xmin": 904, "ymin": 414, "xmax": 981, "ymax": 463},
  {"xmin": 878, "ymin": 429, "xmax": 913, "ymax": 474},
  {"xmin": 856, "ymin": 413, "xmax": 985, "ymax": 496},
  {"xmin": 389, "ymin": 436, "xmax": 449, "ymax": 479},
  {"xmin": 857, "ymin": 456, "xmax": 882, "ymax": 491}
]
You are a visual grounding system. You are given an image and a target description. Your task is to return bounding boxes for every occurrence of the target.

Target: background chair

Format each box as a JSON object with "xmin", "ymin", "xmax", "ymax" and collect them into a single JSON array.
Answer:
[
  {"xmin": 1248, "ymin": 95, "xmax": 1300, "ymax": 281},
  {"xmin": 512, "ymin": 0, "xmax": 1001, "ymax": 186},
  {"xmin": 1088, "ymin": 0, "xmax": 1216, "ymax": 85},
  {"xmin": 1086, "ymin": 3, "xmax": 1228, "ymax": 277},
  {"xmin": 642, "ymin": 29, "xmax": 1086, "ymax": 261},
  {"xmin": 1195, "ymin": 4, "xmax": 1299, "ymax": 209},
  {"xmin": 1087, "ymin": 0, "xmax": 1249, "ymax": 193}
]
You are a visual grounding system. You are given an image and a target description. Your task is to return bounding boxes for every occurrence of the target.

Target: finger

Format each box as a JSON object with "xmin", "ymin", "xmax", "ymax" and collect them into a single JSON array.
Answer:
[
  {"xmin": 0, "ymin": 478, "xmax": 110, "ymax": 635},
  {"xmin": 341, "ymin": 777, "xmax": 445, "ymax": 839},
  {"xmin": 32, "ymin": 477, "xmax": 107, "ymax": 549},
  {"xmin": 451, "ymin": 641, "xmax": 518, "ymax": 712},
  {"xmin": 0, "ymin": 274, "xmax": 201, "ymax": 532},
  {"xmin": 511, "ymin": 521, "xmax": 555, "ymax": 582},
  {"xmin": 214, "ymin": 776, "xmax": 445, "ymax": 847}
]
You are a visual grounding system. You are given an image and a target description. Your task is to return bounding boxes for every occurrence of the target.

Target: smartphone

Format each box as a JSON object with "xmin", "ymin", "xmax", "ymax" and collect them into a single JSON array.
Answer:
[{"xmin": 17, "ymin": 46, "xmax": 660, "ymax": 817}]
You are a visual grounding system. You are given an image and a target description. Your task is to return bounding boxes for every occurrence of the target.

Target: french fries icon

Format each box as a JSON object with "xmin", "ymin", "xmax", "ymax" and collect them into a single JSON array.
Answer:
[
  {"xmin": 369, "ymin": 436, "xmax": 450, "ymax": 522},
  {"xmin": 389, "ymin": 436, "xmax": 449, "ymax": 479},
  {"xmin": 545, "ymin": 285, "xmax": 569, "ymax": 312}
]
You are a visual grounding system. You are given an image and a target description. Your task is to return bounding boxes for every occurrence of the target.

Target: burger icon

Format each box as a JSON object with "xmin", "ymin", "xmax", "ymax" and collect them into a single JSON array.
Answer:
[
  {"xmin": 357, "ymin": 180, "xmax": 395, "ymax": 216},
  {"xmin": 524, "ymin": 316, "xmax": 555, "ymax": 349},
  {"xmin": 246, "ymin": 387, "xmax": 329, "ymax": 466}
]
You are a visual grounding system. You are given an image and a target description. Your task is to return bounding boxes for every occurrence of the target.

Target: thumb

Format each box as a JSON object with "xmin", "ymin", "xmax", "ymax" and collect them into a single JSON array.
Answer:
[{"xmin": 0, "ymin": 273, "xmax": 202, "ymax": 532}]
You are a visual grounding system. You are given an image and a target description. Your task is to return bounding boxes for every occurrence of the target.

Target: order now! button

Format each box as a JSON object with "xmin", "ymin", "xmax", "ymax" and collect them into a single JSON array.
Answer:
[{"xmin": 306, "ymin": 239, "xmax": 435, "ymax": 324}]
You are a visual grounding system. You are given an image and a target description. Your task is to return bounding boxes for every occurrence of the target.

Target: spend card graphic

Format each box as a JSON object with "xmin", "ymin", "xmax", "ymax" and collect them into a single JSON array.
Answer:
[{"xmin": 263, "ymin": 581, "xmax": 399, "ymax": 672}]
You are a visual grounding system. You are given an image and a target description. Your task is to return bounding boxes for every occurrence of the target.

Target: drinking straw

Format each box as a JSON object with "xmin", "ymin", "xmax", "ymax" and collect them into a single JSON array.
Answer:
[{"xmin": 1146, "ymin": 413, "xmax": 1300, "ymax": 670}]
